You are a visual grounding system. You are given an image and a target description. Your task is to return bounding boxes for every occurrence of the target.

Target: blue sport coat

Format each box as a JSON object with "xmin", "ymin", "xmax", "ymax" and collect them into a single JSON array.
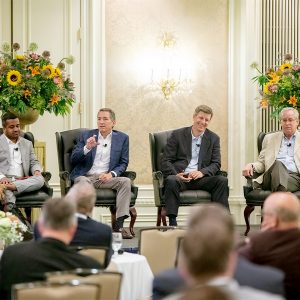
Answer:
[{"xmin": 70, "ymin": 129, "xmax": 129, "ymax": 181}]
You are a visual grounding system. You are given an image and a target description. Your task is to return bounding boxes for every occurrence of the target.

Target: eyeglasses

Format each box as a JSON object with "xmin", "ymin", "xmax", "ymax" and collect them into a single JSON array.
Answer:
[{"xmin": 281, "ymin": 118, "xmax": 298, "ymax": 123}]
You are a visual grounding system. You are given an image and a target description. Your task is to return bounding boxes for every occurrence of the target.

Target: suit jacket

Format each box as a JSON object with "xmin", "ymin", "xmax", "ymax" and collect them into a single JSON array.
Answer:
[
  {"xmin": 0, "ymin": 134, "xmax": 41, "ymax": 176},
  {"xmin": 239, "ymin": 228, "xmax": 300, "ymax": 300},
  {"xmin": 253, "ymin": 131, "xmax": 300, "ymax": 184},
  {"xmin": 161, "ymin": 127, "xmax": 221, "ymax": 177},
  {"xmin": 152, "ymin": 257, "xmax": 284, "ymax": 300},
  {"xmin": 70, "ymin": 129, "xmax": 129, "ymax": 181},
  {"xmin": 34, "ymin": 216, "xmax": 113, "ymax": 267},
  {"xmin": 0, "ymin": 238, "xmax": 101, "ymax": 300}
]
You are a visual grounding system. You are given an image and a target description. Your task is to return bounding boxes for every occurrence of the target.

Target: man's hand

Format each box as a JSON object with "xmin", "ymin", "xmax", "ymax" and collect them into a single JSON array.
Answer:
[
  {"xmin": 189, "ymin": 170, "xmax": 204, "ymax": 180},
  {"xmin": 176, "ymin": 172, "xmax": 191, "ymax": 182},
  {"xmin": 86, "ymin": 135, "xmax": 99, "ymax": 150},
  {"xmin": 0, "ymin": 177, "xmax": 10, "ymax": 185},
  {"xmin": 99, "ymin": 172, "xmax": 113, "ymax": 184},
  {"xmin": 242, "ymin": 163, "xmax": 254, "ymax": 177}
]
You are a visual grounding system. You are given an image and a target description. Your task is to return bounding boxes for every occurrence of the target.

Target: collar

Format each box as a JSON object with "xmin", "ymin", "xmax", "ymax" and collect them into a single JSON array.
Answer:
[
  {"xmin": 75, "ymin": 212, "xmax": 88, "ymax": 220},
  {"xmin": 191, "ymin": 129, "xmax": 205, "ymax": 139},
  {"xmin": 98, "ymin": 131, "xmax": 113, "ymax": 140},
  {"xmin": 4, "ymin": 135, "xmax": 20, "ymax": 145}
]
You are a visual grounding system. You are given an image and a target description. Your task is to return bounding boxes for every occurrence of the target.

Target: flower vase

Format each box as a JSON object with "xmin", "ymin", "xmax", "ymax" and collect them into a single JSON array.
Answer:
[{"xmin": 8, "ymin": 108, "xmax": 39, "ymax": 130}]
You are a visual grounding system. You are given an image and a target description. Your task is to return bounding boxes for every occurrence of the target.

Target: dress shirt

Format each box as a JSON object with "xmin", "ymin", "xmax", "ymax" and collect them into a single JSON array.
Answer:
[
  {"xmin": 75, "ymin": 212, "xmax": 88, "ymax": 220},
  {"xmin": 86, "ymin": 131, "xmax": 114, "ymax": 175},
  {"xmin": 184, "ymin": 131, "xmax": 203, "ymax": 174},
  {"xmin": 276, "ymin": 134, "xmax": 298, "ymax": 173}
]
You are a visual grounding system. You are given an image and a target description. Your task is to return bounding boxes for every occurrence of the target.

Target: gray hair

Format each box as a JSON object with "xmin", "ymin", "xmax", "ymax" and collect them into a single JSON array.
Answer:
[
  {"xmin": 66, "ymin": 180, "xmax": 96, "ymax": 214},
  {"xmin": 98, "ymin": 108, "xmax": 116, "ymax": 121},
  {"xmin": 279, "ymin": 107, "xmax": 299, "ymax": 120},
  {"xmin": 40, "ymin": 197, "xmax": 77, "ymax": 230}
]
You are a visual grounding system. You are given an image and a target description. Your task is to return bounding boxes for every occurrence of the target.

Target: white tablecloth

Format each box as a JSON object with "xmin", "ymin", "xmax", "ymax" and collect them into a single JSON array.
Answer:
[{"xmin": 110, "ymin": 252, "xmax": 153, "ymax": 300}]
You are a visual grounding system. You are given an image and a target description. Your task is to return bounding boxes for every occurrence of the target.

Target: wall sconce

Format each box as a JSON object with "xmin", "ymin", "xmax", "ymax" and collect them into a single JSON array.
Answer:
[{"xmin": 149, "ymin": 32, "xmax": 193, "ymax": 100}]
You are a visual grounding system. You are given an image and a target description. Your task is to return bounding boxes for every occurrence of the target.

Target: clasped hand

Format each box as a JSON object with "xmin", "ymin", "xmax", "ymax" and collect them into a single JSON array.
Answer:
[{"xmin": 177, "ymin": 171, "xmax": 204, "ymax": 182}]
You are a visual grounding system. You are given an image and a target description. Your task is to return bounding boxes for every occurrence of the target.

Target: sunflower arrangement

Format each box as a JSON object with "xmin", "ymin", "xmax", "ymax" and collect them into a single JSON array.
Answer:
[
  {"xmin": 0, "ymin": 42, "xmax": 75, "ymax": 116},
  {"xmin": 251, "ymin": 54, "xmax": 300, "ymax": 117}
]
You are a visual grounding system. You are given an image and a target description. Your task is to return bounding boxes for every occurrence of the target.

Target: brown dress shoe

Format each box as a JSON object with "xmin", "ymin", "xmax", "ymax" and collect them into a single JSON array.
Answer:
[{"xmin": 120, "ymin": 228, "xmax": 133, "ymax": 239}]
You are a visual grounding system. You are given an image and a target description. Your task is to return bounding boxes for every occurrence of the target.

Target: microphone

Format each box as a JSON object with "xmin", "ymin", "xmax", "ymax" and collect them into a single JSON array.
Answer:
[
  {"xmin": 14, "ymin": 148, "xmax": 18, "ymax": 151},
  {"xmin": 287, "ymin": 143, "xmax": 291, "ymax": 147},
  {"xmin": 103, "ymin": 144, "xmax": 107, "ymax": 147}
]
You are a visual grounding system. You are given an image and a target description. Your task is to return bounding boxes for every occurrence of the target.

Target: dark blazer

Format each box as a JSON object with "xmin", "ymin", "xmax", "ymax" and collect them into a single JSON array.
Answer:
[
  {"xmin": 34, "ymin": 216, "xmax": 113, "ymax": 267},
  {"xmin": 152, "ymin": 257, "xmax": 285, "ymax": 300},
  {"xmin": 0, "ymin": 238, "xmax": 101, "ymax": 300},
  {"xmin": 161, "ymin": 127, "xmax": 221, "ymax": 177},
  {"xmin": 239, "ymin": 228, "xmax": 300, "ymax": 300},
  {"xmin": 70, "ymin": 129, "xmax": 129, "ymax": 180}
]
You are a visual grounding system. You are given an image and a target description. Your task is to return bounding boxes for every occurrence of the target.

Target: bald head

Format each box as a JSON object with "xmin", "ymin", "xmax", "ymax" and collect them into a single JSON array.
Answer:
[{"xmin": 262, "ymin": 192, "xmax": 300, "ymax": 230}]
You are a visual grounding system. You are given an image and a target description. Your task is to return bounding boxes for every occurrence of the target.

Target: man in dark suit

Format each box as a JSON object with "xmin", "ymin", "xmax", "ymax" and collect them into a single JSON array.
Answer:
[
  {"xmin": 161, "ymin": 105, "xmax": 229, "ymax": 225},
  {"xmin": 70, "ymin": 108, "xmax": 132, "ymax": 239},
  {"xmin": 34, "ymin": 180, "xmax": 113, "ymax": 267},
  {"xmin": 239, "ymin": 192, "xmax": 300, "ymax": 300},
  {"xmin": 0, "ymin": 112, "xmax": 44, "ymax": 211},
  {"xmin": 0, "ymin": 197, "xmax": 101, "ymax": 300},
  {"xmin": 153, "ymin": 257, "xmax": 284, "ymax": 300}
]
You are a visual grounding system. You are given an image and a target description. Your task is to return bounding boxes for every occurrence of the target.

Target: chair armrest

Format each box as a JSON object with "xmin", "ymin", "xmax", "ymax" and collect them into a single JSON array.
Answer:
[
  {"xmin": 217, "ymin": 170, "xmax": 228, "ymax": 177},
  {"xmin": 123, "ymin": 171, "xmax": 136, "ymax": 181},
  {"xmin": 152, "ymin": 171, "xmax": 164, "ymax": 207},
  {"xmin": 152, "ymin": 171, "xmax": 164, "ymax": 188},
  {"xmin": 41, "ymin": 171, "xmax": 53, "ymax": 196},
  {"xmin": 59, "ymin": 171, "xmax": 71, "ymax": 195},
  {"xmin": 244, "ymin": 171, "xmax": 262, "ymax": 188}
]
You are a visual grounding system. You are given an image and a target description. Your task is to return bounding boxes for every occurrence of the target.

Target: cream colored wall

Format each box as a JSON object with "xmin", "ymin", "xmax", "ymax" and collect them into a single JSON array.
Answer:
[{"xmin": 106, "ymin": 0, "xmax": 228, "ymax": 184}]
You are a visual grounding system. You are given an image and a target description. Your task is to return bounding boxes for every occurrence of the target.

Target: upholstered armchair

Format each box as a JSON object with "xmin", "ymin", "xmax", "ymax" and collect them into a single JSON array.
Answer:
[{"xmin": 55, "ymin": 129, "xmax": 138, "ymax": 236}]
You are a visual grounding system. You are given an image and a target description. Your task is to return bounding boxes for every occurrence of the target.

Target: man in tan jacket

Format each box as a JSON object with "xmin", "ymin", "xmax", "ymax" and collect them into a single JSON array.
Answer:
[{"xmin": 242, "ymin": 107, "xmax": 300, "ymax": 191}]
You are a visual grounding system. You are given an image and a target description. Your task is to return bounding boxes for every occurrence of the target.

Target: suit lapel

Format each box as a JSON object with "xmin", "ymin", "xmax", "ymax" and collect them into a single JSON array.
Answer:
[
  {"xmin": 198, "ymin": 130, "xmax": 210, "ymax": 167},
  {"xmin": 184, "ymin": 128, "xmax": 192, "ymax": 161},
  {"xmin": 91, "ymin": 129, "xmax": 99, "ymax": 161},
  {"xmin": 19, "ymin": 138, "xmax": 29, "ymax": 174}
]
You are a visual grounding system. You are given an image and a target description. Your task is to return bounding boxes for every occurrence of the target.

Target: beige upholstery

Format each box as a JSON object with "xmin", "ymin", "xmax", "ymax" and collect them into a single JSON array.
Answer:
[
  {"xmin": 77, "ymin": 247, "xmax": 108, "ymax": 266},
  {"xmin": 46, "ymin": 269, "xmax": 122, "ymax": 300},
  {"xmin": 139, "ymin": 227, "xmax": 186, "ymax": 275},
  {"xmin": 13, "ymin": 281, "xmax": 100, "ymax": 300}
]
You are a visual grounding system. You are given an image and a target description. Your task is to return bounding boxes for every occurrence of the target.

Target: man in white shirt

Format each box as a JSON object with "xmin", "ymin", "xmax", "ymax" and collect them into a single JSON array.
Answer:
[
  {"xmin": 0, "ymin": 112, "xmax": 44, "ymax": 212},
  {"xmin": 70, "ymin": 108, "xmax": 133, "ymax": 239}
]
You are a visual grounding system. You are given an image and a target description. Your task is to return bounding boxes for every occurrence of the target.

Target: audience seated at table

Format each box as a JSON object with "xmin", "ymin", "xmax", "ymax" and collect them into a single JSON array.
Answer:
[
  {"xmin": 34, "ymin": 180, "xmax": 113, "ymax": 267},
  {"xmin": 0, "ymin": 197, "xmax": 101, "ymax": 300},
  {"xmin": 157, "ymin": 204, "xmax": 283, "ymax": 300},
  {"xmin": 239, "ymin": 192, "xmax": 300, "ymax": 300}
]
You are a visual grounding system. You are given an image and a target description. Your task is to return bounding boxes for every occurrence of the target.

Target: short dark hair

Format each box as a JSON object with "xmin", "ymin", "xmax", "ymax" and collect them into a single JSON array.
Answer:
[
  {"xmin": 1, "ymin": 112, "xmax": 18, "ymax": 127},
  {"xmin": 98, "ymin": 108, "xmax": 116, "ymax": 121},
  {"xmin": 194, "ymin": 105, "xmax": 213, "ymax": 118},
  {"xmin": 40, "ymin": 197, "xmax": 77, "ymax": 230}
]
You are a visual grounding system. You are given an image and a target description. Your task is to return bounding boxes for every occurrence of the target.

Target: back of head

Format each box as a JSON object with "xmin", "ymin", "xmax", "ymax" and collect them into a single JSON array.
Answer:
[
  {"xmin": 263, "ymin": 192, "xmax": 300, "ymax": 228},
  {"xmin": 181, "ymin": 204, "xmax": 234, "ymax": 279},
  {"xmin": 180, "ymin": 285, "xmax": 232, "ymax": 300},
  {"xmin": 40, "ymin": 197, "xmax": 77, "ymax": 230},
  {"xmin": 66, "ymin": 180, "xmax": 96, "ymax": 214}
]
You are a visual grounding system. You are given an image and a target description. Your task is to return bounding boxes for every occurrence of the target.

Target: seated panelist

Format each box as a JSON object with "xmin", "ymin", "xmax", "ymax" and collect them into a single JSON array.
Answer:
[
  {"xmin": 242, "ymin": 107, "xmax": 300, "ymax": 192},
  {"xmin": 70, "ymin": 108, "xmax": 133, "ymax": 239}
]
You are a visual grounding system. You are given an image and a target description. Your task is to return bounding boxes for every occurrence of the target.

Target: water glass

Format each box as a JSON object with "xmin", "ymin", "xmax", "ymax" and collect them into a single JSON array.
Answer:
[{"xmin": 112, "ymin": 232, "xmax": 122, "ymax": 256}]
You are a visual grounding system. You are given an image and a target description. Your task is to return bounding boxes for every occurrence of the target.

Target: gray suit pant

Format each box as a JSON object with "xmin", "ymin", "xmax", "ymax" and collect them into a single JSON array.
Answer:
[
  {"xmin": 5, "ymin": 175, "xmax": 45, "ymax": 204},
  {"xmin": 75, "ymin": 175, "xmax": 131, "ymax": 219},
  {"xmin": 262, "ymin": 160, "xmax": 300, "ymax": 192}
]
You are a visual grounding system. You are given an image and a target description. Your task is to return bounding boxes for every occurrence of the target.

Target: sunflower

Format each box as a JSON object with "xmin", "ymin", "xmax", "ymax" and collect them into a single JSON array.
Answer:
[
  {"xmin": 54, "ymin": 67, "xmax": 62, "ymax": 77},
  {"xmin": 6, "ymin": 70, "xmax": 22, "ymax": 86},
  {"xmin": 279, "ymin": 63, "xmax": 292, "ymax": 72},
  {"xmin": 42, "ymin": 64, "xmax": 55, "ymax": 78}
]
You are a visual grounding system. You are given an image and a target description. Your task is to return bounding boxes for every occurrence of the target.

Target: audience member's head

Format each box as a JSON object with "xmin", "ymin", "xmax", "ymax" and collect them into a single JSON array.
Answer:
[
  {"xmin": 262, "ymin": 192, "xmax": 300, "ymax": 231},
  {"xmin": 179, "ymin": 285, "xmax": 232, "ymax": 300},
  {"xmin": 38, "ymin": 197, "xmax": 77, "ymax": 244},
  {"xmin": 66, "ymin": 180, "xmax": 96, "ymax": 216},
  {"xmin": 178, "ymin": 204, "xmax": 235, "ymax": 285}
]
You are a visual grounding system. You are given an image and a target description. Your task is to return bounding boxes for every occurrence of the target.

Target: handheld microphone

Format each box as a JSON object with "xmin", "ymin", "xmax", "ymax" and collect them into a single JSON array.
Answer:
[
  {"xmin": 104, "ymin": 144, "xmax": 107, "ymax": 147},
  {"xmin": 287, "ymin": 143, "xmax": 292, "ymax": 147},
  {"xmin": 14, "ymin": 148, "xmax": 18, "ymax": 151}
]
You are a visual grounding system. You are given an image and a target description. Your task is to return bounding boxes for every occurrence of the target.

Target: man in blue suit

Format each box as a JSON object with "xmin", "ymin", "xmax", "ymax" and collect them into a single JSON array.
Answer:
[{"xmin": 70, "ymin": 108, "xmax": 132, "ymax": 239}]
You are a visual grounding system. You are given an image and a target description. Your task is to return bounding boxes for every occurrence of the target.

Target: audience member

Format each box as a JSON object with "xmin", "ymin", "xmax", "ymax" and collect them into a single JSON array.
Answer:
[
  {"xmin": 239, "ymin": 192, "xmax": 300, "ymax": 299},
  {"xmin": 0, "ymin": 112, "xmax": 44, "ymax": 212},
  {"xmin": 163, "ymin": 204, "xmax": 283, "ymax": 300},
  {"xmin": 70, "ymin": 108, "xmax": 132, "ymax": 239},
  {"xmin": 161, "ymin": 105, "xmax": 229, "ymax": 226},
  {"xmin": 179, "ymin": 285, "xmax": 232, "ymax": 300},
  {"xmin": 0, "ymin": 197, "xmax": 101, "ymax": 300},
  {"xmin": 34, "ymin": 180, "xmax": 113, "ymax": 266},
  {"xmin": 242, "ymin": 107, "xmax": 300, "ymax": 192}
]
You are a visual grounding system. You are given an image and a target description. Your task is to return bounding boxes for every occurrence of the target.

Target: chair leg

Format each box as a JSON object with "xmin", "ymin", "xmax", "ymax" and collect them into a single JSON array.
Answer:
[
  {"xmin": 110, "ymin": 206, "xmax": 117, "ymax": 232},
  {"xmin": 244, "ymin": 205, "xmax": 255, "ymax": 236},
  {"xmin": 161, "ymin": 207, "xmax": 167, "ymax": 226},
  {"xmin": 129, "ymin": 207, "xmax": 137, "ymax": 237}
]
